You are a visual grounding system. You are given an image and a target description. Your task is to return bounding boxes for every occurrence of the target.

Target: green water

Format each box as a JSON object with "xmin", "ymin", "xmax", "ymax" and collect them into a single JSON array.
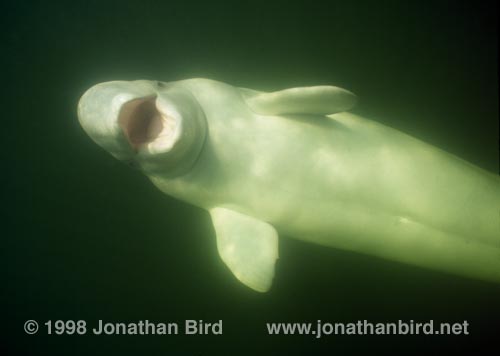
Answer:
[{"xmin": 4, "ymin": 0, "xmax": 498, "ymax": 354}]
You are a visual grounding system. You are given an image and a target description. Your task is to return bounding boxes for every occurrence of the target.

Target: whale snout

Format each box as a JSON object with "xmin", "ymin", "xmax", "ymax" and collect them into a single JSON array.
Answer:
[{"xmin": 77, "ymin": 81, "xmax": 158, "ymax": 159}]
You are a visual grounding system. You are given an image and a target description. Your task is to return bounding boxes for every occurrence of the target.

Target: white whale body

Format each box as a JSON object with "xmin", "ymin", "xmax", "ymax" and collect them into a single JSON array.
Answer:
[{"xmin": 78, "ymin": 78, "xmax": 500, "ymax": 292}]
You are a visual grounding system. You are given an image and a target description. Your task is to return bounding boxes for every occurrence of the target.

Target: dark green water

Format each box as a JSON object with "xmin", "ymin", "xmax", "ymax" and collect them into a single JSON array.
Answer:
[{"xmin": 3, "ymin": 0, "xmax": 498, "ymax": 354}]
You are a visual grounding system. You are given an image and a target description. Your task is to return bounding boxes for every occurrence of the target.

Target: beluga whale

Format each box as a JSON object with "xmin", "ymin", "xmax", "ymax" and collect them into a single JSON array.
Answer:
[{"xmin": 78, "ymin": 78, "xmax": 500, "ymax": 292}]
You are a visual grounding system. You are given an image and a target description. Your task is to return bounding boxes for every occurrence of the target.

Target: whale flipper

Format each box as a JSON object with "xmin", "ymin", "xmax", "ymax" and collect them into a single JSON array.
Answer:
[
  {"xmin": 243, "ymin": 85, "xmax": 357, "ymax": 115},
  {"xmin": 210, "ymin": 207, "xmax": 279, "ymax": 292}
]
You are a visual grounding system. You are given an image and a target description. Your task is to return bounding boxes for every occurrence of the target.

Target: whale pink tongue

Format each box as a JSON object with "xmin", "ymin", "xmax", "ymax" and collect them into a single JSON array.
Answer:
[{"xmin": 118, "ymin": 96, "xmax": 163, "ymax": 149}]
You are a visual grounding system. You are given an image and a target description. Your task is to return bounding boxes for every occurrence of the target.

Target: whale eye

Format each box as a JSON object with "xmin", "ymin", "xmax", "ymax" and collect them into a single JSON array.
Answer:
[{"xmin": 123, "ymin": 159, "xmax": 139, "ymax": 169}]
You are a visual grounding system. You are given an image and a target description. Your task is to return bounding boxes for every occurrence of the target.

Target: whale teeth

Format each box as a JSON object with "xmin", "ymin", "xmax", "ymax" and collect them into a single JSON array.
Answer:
[
  {"xmin": 156, "ymin": 113, "xmax": 177, "ymax": 139},
  {"xmin": 142, "ymin": 99, "xmax": 180, "ymax": 154}
]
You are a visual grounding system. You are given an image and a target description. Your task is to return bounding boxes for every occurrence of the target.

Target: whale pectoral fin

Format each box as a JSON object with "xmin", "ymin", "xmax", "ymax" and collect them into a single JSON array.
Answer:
[
  {"xmin": 243, "ymin": 85, "xmax": 357, "ymax": 115},
  {"xmin": 209, "ymin": 207, "xmax": 279, "ymax": 292}
]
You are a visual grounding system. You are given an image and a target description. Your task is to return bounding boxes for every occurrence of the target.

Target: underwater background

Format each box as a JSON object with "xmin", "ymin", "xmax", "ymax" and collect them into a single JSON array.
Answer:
[{"xmin": 3, "ymin": 0, "xmax": 498, "ymax": 354}]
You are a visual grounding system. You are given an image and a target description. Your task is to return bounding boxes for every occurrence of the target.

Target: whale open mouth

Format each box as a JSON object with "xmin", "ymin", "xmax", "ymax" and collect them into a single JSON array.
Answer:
[
  {"xmin": 118, "ymin": 96, "xmax": 165, "ymax": 150},
  {"xmin": 118, "ymin": 96, "xmax": 178, "ymax": 153}
]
